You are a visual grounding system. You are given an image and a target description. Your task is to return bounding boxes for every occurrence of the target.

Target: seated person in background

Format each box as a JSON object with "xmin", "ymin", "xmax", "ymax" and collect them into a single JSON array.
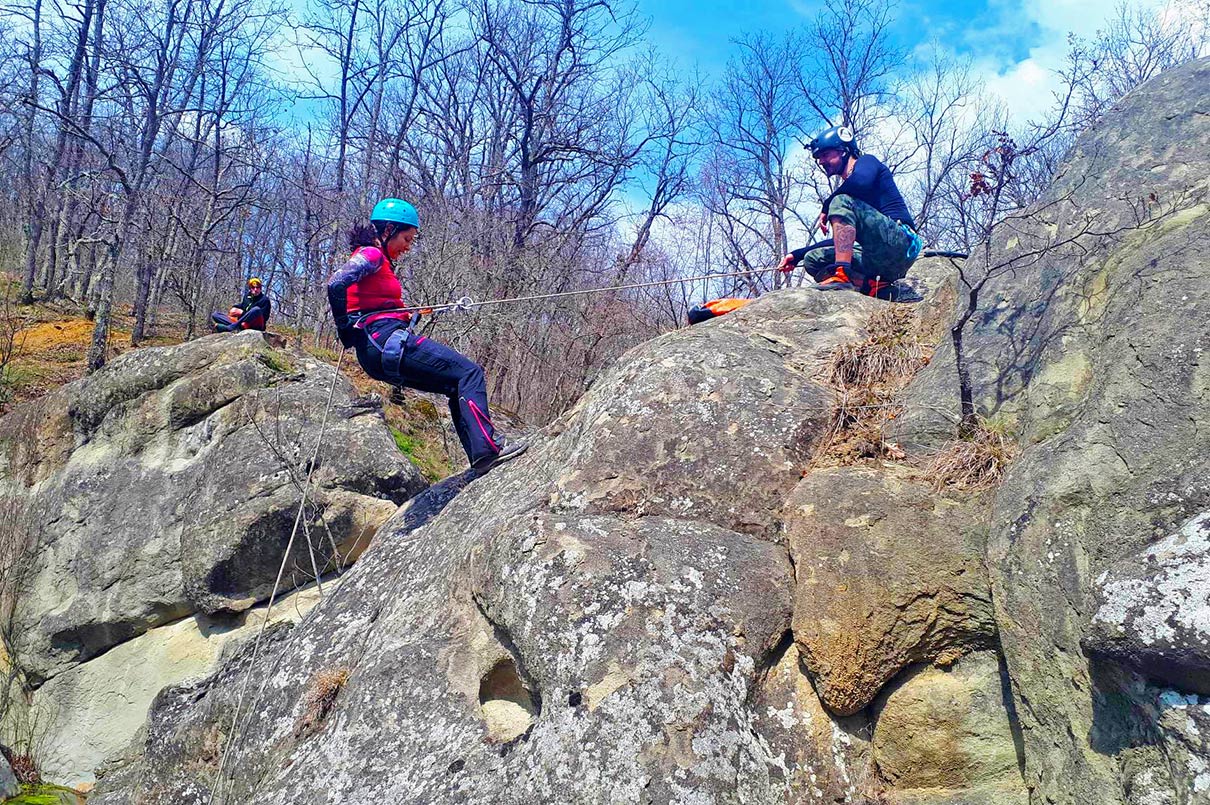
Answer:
[{"xmin": 212, "ymin": 277, "xmax": 271, "ymax": 332}]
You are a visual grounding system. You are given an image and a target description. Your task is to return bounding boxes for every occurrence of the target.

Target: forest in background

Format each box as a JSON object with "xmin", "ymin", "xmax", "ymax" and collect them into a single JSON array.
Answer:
[{"xmin": 0, "ymin": 0, "xmax": 1206, "ymax": 423}]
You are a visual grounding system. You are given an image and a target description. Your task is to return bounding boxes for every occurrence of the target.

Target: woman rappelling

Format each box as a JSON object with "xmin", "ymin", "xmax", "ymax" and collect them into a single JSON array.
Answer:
[{"xmin": 327, "ymin": 198, "xmax": 527, "ymax": 476}]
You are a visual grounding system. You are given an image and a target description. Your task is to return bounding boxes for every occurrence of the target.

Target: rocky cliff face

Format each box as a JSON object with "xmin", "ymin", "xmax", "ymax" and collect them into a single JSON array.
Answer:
[
  {"xmin": 894, "ymin": 57, "xmax": 1210, "ymax": 803},
  {"xmin": 12, "ymin": 58, "xmax": 1210, "ymax": 805},
  {"xmin": 0, "ymin": 330, "xmax": 424, "ymax": 785}
]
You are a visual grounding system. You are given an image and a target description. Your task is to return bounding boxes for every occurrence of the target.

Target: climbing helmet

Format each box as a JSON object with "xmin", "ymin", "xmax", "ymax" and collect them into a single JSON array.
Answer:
[
  {"xmin": 370, "ymin": 198, "xmax": 420, "ymax": 229},
  {"xmin": 808, "ymin": 125, "xmax": 860, "ymax": 158}
]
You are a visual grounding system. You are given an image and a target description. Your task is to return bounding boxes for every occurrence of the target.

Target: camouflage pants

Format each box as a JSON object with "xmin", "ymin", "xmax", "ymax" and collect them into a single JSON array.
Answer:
[{"xmin": 800, "ymin": 194, "xmax": 919, "ymax": 283}]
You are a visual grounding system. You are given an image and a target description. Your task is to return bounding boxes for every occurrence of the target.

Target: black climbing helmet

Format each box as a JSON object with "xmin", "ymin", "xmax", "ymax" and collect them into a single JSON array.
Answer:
[{"xmin": 808, "ymin": 125, "xmax": 860, "ymax": 158}]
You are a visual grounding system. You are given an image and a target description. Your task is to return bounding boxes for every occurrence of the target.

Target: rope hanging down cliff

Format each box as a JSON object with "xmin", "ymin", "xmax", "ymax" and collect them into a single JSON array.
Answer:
[{"xmin": 212, "ymin": 348, "xmax": 347, "ymax": 805}]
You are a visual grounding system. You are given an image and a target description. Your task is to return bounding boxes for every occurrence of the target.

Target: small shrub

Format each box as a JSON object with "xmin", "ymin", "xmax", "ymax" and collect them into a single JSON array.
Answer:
[
  {"xmin": 260, "ymin": 350, "xmax": 296, "ymax": 375},
  {"xmin": 391, "ymin": 426, "xmax": 418, "ymax": 456},
  {"xmin": 1, "ymin": 744, "xmax": 40, "ymax": 785}
]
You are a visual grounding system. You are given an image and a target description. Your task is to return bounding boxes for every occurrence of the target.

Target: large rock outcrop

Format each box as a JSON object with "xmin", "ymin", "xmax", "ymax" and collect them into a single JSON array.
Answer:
[
  {"xmin": 895, "ymin": 57, "xmax": 1210, "ymax": 803},
  {"xmin": 0, "ymin": 331, "xmax": 423, "ymax": 685},
  {"xmin": 91, "ymin": 289, "xmax": 951, "ymax": 804},
  {"xmin": 31, "ymin": 58, "xmax": 1210, "ymax": 805}
]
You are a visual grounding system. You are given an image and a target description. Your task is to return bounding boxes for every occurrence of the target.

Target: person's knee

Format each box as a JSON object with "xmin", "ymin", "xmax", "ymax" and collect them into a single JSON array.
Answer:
[
  {"xmin": 457, "ymin": 357, "xmax": 486, "ymax": 386},
  {"xmin": 827, "ymin": 195, "xmax": 859, "ymax": 227}
]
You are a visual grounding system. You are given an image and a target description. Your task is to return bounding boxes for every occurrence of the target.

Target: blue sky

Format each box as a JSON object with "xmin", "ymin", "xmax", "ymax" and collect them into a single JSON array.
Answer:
[
  {"xmin": 639, "ymin": 0, "xmax": 1188, "ymax": 119},
  {"xmin": 641, "ymin": 0, "xmax": 1040, "ymax": 70},
  {"xmin": 267, "ymin": 0, "xmax": 1194, "ymax": 126}
]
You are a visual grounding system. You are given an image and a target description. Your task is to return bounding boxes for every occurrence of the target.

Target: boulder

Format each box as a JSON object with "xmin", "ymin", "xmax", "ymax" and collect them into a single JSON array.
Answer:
[
  {"xmin": 785, "ymin": 467, "xmax": 996, "ymax": 716},
  {"xmin": 1145, "ymin": 687, "xmax": 1210, "ymax": 800},
  {"xmin": 89, "ymin": 290, "xmax": 911, "ymax": 805},
  {"xmin": 870, "ymin": 651, "xmax": 1026, "ymax": 803},
  {"xmin": 548, "ymin": 288, "xmax": 873, "ymax": 537},
  {"xmin": 91, "ymin": 492, "xmax": 798, "ymax": 803},
  {"xmin": 0, "ymin": 331, "xmax": 423, "ymax": 685},
  {"xmin": 27, "ymin": 581, "xmax": 331, "ymax": 788},
  {"xmin": 1085, "ymin": 510, "xmax": 1210, "ymax": 695}
]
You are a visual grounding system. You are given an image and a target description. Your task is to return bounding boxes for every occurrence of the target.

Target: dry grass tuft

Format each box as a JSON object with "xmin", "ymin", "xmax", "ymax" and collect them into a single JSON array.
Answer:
[
  {"xmin": 1, "ymin": 744, "xmax": 41, "ymax": 784},
  {"xmin": 927, "ymin": 419, "xmax": 1016, "ymax": 490},
  {"xmin": 828, "ymin": 307, "xmax": 927, "ymax": 390},
  {"xmin": 293, "ymin": 667, "xmax": 351, "ymax": 740},
  {"xmin": 816, "ymin": 307, "xmax": 930, "ymax": 466}
]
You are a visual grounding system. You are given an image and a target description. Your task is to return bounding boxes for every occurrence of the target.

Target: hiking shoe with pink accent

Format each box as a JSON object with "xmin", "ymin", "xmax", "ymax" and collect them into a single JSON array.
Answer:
[{"xmin": 471, "ymin": 438, "xmax": 529, "ymax": 477}]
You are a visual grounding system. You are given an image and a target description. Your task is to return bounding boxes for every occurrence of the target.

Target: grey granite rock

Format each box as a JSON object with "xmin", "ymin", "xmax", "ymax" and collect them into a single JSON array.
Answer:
[
  {"xmin": 0, "ymin": 331, "xmax": 422, "ymax": 685},
  {"xmin": 1086, "ymin": 511, "xmax": 1210, "ymax": 695}
]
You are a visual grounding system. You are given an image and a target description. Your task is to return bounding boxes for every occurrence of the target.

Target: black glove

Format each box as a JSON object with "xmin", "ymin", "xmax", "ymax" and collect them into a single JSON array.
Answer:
[{"xmin": 337, "ymin": 327, "xmax": 358, "ymax": 348}]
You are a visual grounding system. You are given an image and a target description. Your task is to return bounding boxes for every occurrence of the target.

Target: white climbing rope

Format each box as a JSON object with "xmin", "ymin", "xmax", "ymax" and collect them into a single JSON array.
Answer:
[
  {"xmin": 360, "ymin": 265, "xmax": 790, "ymax": 317},
  {"xmin": 212, "ymin": 347, "xmax": 346, "ymax": 805},
  {"xmin": 360, "ymin": 255, "xmax": 961, "ymax": 320}
]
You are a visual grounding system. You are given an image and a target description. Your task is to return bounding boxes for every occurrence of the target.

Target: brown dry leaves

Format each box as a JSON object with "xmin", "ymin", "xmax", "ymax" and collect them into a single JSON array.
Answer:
[{"xmin": 293, "ymin": 666, "xmax": 351, "ymax": 741}]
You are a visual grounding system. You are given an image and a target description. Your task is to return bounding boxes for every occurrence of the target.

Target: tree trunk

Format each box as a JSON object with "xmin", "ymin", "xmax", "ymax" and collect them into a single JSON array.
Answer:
[{"xmin": 19, "ymin": 0, "xmax": 45, "ymax": 304}]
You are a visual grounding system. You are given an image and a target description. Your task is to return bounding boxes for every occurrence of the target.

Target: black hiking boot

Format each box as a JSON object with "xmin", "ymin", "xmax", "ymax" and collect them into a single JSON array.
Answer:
[{"xmin": 471, "ymin": 438, "xmax": 530, "ymax": 477}]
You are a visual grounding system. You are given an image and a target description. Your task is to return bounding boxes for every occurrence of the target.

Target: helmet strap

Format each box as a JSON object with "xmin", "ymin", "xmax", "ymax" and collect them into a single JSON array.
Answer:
[{"xmin": 376, "ymin": 222, "xmax": 397, "ymax": 246}]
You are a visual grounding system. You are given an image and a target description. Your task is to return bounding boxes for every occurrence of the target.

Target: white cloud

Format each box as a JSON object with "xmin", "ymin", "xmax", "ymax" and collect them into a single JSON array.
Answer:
[{"xmin": 971, "ymin": 0, "xmax": 1206, "ymax": 122}]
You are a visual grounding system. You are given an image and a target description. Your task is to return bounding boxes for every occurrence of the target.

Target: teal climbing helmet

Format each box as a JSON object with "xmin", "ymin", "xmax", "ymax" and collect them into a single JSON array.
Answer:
[
  {"xmin": 808, "ymin": 125, "xmax": 860, "ymax": 158},
  {"xmin": 370, "ymin": 198, "xmax": 419, "ymax": 229}
]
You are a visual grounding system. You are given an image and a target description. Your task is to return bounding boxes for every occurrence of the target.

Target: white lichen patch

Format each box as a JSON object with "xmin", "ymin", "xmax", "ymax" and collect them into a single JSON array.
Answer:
[{"xmin": 1092, "ymin": 511, "xmax": 1210, "ymax": 648}]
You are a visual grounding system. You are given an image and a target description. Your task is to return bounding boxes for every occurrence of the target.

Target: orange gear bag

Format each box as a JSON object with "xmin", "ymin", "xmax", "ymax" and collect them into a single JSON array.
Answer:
[{"xmin": 687, "ymin": 297, "xmax": 752, "ymax": 325}]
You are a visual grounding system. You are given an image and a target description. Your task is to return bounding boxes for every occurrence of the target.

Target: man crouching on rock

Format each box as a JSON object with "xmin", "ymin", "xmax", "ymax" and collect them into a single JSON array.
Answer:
[{"xmin": 779, "ymin": 125, "xmax": 922, "ymax": 298}]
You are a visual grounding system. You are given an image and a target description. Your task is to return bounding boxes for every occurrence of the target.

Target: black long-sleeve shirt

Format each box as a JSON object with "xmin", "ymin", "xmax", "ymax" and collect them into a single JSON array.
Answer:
[
  {"xmin": 235, "ymin": 291, "xmax": 271, "ymax": 321},
  {"xmin": 823, "ymin": 154, "xmax": 915, "ymax": 229}
]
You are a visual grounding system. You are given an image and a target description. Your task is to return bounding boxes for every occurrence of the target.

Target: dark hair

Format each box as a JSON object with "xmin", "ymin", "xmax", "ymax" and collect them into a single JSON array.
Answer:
[
  {"xmin": 348, "ymin": 221, "xmax": 384, "ymax": 249},
  {"xmin": 347, "ymin": 220, "xmax": 418, "ymax": 250}
]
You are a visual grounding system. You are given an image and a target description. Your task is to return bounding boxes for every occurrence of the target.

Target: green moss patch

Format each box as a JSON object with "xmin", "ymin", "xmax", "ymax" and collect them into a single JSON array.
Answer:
[{"xmin": 5, "ymin": 783, "xmax": 82, "ymax": 804}]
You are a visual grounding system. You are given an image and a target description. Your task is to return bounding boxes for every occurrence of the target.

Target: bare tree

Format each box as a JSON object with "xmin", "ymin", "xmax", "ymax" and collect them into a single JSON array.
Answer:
[
  {"xmin": 798, "ymin": 0, "xmax": 902, "ymax": 135},
  {"xmin": 702, "ymin": 31, "xmax": 810, "ymax": 291},
  {"xmin": 1064, "ymin": 0, "xmax": 1210, "ymax": 131}
]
